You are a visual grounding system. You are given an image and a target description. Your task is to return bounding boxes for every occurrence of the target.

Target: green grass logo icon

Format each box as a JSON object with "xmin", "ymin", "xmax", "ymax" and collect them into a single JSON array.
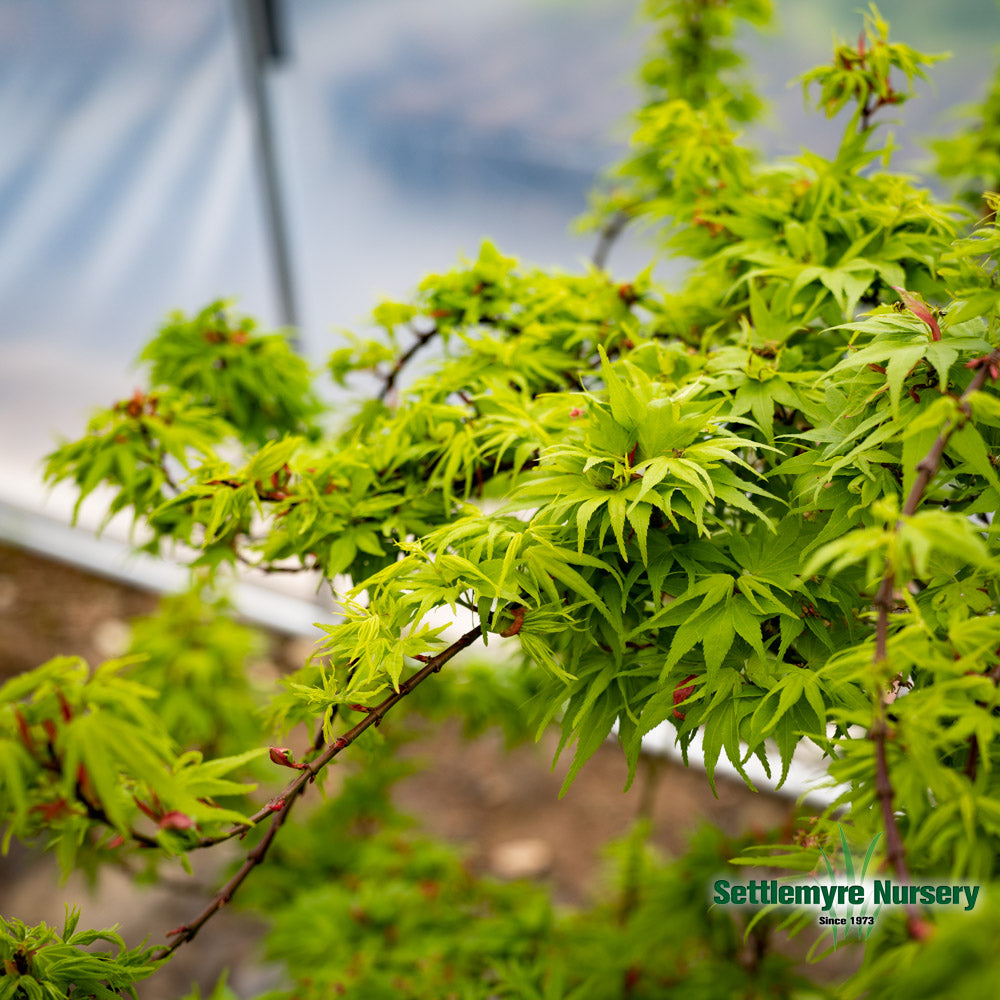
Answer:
[{"xmin": 817, "ymin": 826, "xmax": 883, "ymax": 948}]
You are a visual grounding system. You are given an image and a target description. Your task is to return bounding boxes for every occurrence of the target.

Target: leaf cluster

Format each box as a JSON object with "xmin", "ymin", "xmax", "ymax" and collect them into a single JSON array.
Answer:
[
  {"xmin": 0, "ymin": 910, "xmax": 157, "ymax": 1000},
  {"xmin": 0, "ymin": 656, "xmax": 261, "ymax": 873}
]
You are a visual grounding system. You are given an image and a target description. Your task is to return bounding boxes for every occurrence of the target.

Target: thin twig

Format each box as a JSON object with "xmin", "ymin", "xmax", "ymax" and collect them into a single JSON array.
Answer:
[
  {"xmin": 869, "ymin": 347, "xmax": 1000, "ymax": 938},
  {"xmin": 379, "ymin": 324, "xmax": 439, "ymax": 402},
  {"xmin": 152, "ymin": 624, "xmax": 482, "ymax": 959},
  {"xmin": 233, "ymin": 550, "xmax": 318, "ymax": 574},
  {"xmin": 592, "ymin": 209, "xmax": 631, "ymax": 271},
  {"xmin": 138, "ymin": 423, "xmax": 181, "ymax": 495}
]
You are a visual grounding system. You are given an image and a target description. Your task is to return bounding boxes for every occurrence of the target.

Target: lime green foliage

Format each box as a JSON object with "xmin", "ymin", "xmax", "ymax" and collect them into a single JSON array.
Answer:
[
  {"xmin": 0, "ymin": 910, "xmax": 157, "ymax": 1000},
  {"xmin": 799, "ymin": 4, "xmax": 945, "ymax": 122},
  {"xmin": 582, "ymin": 0, "xmax": 771, "ymax": 230},
  {"xmin": 44, "ymin": 300, "xmax": 319, "ymax": 542},
  {"xmin": 0, "ymin": 656, "xmax": 261, "ymax": 872},
  {"xmin": 20, "ymin": 2, "xmax": 1000, "ymax": 997},
  {"xmin": 639, "ymin": 0, "xmax": 772, "ymax": 118},
  {"xmin": 249, "ymin": 813, "xmax": 556, "ymax": 998},
  {"xmin": 139, "ymin": 300, "xmax": 320, "ymax": 445},
  {"xmin": 43, "ymin": 389, "xmax": 228, "ymax": 530},
  {"xmin": 933, "ymin": 60, "xmax": 1000, "ymax": 208},
  {"xmin": 124, "ymin": 587, "xmax": 266, "ymax": 756}
]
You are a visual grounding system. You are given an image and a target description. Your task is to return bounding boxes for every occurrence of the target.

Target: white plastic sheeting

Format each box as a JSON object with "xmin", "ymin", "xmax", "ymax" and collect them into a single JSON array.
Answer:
[
  {"xmin": 0, "ymin": 0, "xmax": 644, "ymax": 516},
  {"xmin": 0, "ymin": 0, "xmax": 270, "ymax": 506}
]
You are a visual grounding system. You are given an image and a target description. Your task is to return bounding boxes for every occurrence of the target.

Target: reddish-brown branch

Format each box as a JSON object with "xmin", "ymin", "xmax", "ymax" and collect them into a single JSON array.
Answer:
[
  {"xmin": 869, "ymin": 716, "xmax": 910, "ymax": 881},
  {"xmin": 378, "ymin": 324, "xmax": 439, "ymax": 402},
  {"xmin": 152, "ymin": 623, "xmax": 482, "ymax": 960},
  {"xmin": 870, "ymin": 346, "xmax": 1000, "ymax": 940},
  {"xmin": 965, "ymin": 734, "xmax": 981, "ymax": 781},
  {"xmin": 592, "ymin": 208, "xmax": 631, "ymax": 271}
]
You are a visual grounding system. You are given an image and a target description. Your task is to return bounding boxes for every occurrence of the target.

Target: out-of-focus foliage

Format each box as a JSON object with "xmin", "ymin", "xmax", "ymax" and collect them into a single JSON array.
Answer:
[
  {"xmin": 139, "ymin": 300, "xmax": 321, "ymax": 446},
  {"xmin": 238, "ymin": 728, "xmax": 814, "ymax": 1000},
  {"xmin": 124, "ymin": 587, "xmax": 266, "ymax": 757},
  {"xmin": 933, "ymin": 57, "xmax": 1000, "ymax": 209}
]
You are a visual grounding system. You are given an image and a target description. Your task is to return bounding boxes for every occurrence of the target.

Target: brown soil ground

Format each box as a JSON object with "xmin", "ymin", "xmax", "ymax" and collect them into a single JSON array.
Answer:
[{"xmin": 0, "ymin": 541, "xmax": 858, "ymax": 996}]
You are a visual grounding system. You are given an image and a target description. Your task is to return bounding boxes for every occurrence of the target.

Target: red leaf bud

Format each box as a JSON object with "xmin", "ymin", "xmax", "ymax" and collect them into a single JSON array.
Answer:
[
  {"xmin": 158, "ymin": 811, "xmax": 195, "ymax": 831},
  {"xmin": 892, "ymin": 287, "xmax": 940, "ymax": 341},
  {"xmin": 268, "ymin": 746, "xmax": 308, "ymax": 770}
]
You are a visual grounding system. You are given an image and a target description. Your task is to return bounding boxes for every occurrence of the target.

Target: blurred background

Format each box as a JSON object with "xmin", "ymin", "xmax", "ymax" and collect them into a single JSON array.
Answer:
[{"xmin": 1, "ymin": 0, "xmax": 997, "ymax": 526}]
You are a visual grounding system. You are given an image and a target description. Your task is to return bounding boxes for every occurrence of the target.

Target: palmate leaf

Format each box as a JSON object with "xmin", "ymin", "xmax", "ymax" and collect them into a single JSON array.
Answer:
[
  {"xmin": 661, "ymin": 602, "xmax": 735, "ymax": 678},
  {"xmin": 638, "ymin": 579, "xmax": 776, "ymax": 681},
  {"xmin": 597, "ymin": 345, "xmax": 647, "ymax": 428},
  {"xmin": 697, "ymin": 672, "xmax": 765, "ymax": 794},
  {"xmin": 1, "ymin": 911, "xmax": 159, "ymax": 999},
  {"xmin": 746, "ymin": 668, "xmax": 827, "ymax": 789},
  {"xmin": 827, "ymin": 330, "xmax": 993, "ymax": 416},
  {"xmin": 948, "ymin": 422, "xmax": 1000, "ymax": 495},
  {"xmin": 730, "ymin": 377, "xmax": 805, "ymax": 443}
]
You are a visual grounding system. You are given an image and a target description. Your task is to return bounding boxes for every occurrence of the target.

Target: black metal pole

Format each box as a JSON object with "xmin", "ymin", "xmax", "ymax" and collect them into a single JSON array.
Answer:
[{"xmin": 230, "ymin": 0, "xmax": 300, "ymax": 345}]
